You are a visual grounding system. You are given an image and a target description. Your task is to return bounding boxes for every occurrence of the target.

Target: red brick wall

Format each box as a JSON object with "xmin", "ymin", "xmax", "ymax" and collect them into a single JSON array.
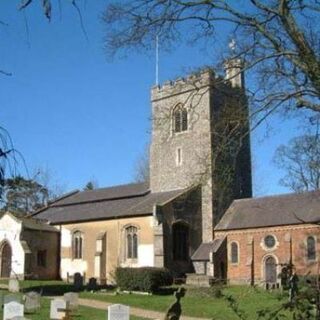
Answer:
[{"xmin": 215, "ymin": 224, "xmax": 320, "ymax": 285}]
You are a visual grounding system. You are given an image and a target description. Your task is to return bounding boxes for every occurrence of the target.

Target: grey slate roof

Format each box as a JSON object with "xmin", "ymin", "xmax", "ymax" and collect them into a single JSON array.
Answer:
[
  {"xmin": 21, "ymin": 216, "xmax": 59, "ymax": 232},
  {"xmin": 191, "ymin": 238, "xmax": 225, "ymax": 261},
  {"xmin": 52, "ymin": 182, "xmax": 149, "ymax": 206},
  {"xmin": 35, "ymin": 182, "xmax": 187, "ymax": 224},
  {"xmin": 215, "ymin": 190, "xmax": 320, "ymax": 231},
  {"xmin": 3, "ymin": 212, "xmax": 59, "ymax": 232}
]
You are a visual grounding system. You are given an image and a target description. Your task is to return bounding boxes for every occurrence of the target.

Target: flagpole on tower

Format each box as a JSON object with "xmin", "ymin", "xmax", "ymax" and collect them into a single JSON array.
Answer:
[{"xmin": 155, "ymin": 34, "xmax": 159, "ymax": 86}]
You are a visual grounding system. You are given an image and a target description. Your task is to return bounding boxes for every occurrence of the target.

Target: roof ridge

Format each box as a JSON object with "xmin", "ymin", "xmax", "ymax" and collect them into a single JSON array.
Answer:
[
  {"xmin": 51, "ymin": 190, "xmax": 151, "ymax": 208},
  {"xmin": 30, "ymin": 190, "xmax": 80, "ymax": 216},
  {"xmin": 82, "ymin": 181, "xmax": 148, "ymax": 193},
  {"xmin": 234, "ymin": 189, "xmax": 320, "ymax": 203}
]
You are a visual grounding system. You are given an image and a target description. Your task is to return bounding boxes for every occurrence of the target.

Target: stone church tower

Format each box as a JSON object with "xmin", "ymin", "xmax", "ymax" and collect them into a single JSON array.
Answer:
[{"xmin": 150, "ymin": 62, "xmax": 252, "ymax": 242}]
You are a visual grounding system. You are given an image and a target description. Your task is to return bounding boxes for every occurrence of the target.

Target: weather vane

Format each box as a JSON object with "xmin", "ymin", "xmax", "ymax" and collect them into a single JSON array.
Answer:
[{"xmin": 229, "ymin": 39, "xmax": 237, "ymax": 54}]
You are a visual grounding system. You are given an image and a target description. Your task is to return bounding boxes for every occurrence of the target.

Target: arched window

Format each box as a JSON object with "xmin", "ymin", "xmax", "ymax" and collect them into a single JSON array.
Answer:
[
  {"xmin": 307, "ymin": 236, "xmax": 316, "ymax": 261},
  {"xmin": 72, "ymin": 231, "xmax": 83, "ymax": 259},
  {"xmin": 173, "ymin": 105, "xmax": 188, "ymax": 133},
  {"xmin": 126, "ymin": 226, "xmax": 138, "ymax": 259},
  {"xmin": 230, "ymin": 242, "xmax": 239, "ymax": 263},
  {"xmin": 172, "ymin": 223, "xmax": 189, "ymax": 261}
]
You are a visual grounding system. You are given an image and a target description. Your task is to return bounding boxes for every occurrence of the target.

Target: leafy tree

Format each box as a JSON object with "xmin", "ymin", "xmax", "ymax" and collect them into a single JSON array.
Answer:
[
  {"xmin": 84, "ymin": 180, "xmax": 98, "ymax": 190},
  {"xmin": 103, "ymin": 0, "xmax": 320, "ymax": 123},
  {"xmin": 2, "ymin": 175, "xmax": 49, "ymax": 215},
  {"xmin": 274, "ymin": 134, "xmax": 320, "ymax": 192}
]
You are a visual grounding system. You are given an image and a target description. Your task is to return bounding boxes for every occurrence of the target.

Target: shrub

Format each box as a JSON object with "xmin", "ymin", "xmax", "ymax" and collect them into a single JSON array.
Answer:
[{"xmin": 115, "ymin": 267, "xmax": 173, "ymax": 293}]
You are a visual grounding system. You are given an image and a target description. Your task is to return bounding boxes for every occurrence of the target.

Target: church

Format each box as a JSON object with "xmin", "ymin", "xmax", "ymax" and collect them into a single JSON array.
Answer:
[
  {"xmin": 33, "ymin": 60, "xmax": 252, "ymax": 283},
  {"xmin": 18, "ymin": 59, "xmax": 320, "ymax": 286}
]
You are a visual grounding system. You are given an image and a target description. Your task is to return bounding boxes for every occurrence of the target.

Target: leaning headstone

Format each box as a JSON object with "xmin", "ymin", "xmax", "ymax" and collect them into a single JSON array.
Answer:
[
  {"xmin": 24, "ymin": 291, "xmax": 41, "ymax": 313},
  {"xmin": 107, "ymin": 304, "xmax": 130, "ymax": 320},
  {"xmin": 73, "ymin": 273, "xmax": 83, "ymax": 291},
  {"xmin": 3, "ymin": 301, "xmax": 24, "ymax": 320},
  {"xmin": 63, "ymin": 292, "xmax": 78, "ymax": 311},
  {"xmin": 4, "ymin": 294, "xmax": 21, "ymax": 305},
  {"xmin": 8, "ymin": 279, "xmax": 19, "ymax": 293},
  {"xmin": 87, "ymin": 277, "xmax": 97, "ymax": 291},
  {"xmin": 50, "ymin": 298, "xmax": 67, "ymax": 320}
]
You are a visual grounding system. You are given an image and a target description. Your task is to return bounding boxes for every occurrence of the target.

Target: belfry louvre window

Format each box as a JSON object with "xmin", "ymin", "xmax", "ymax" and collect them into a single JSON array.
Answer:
[
  {"xmin": 173, "ymin": 105, "xmax": 188, "ymax": 133},
  {"xmin": 126, "ymin": 226, "xmax": 138, "ymax": 259},
  {"xmin": 307, "ymin": 236, "xmax": 316, "ymax": 261},
  {"xmin": 231, "ymin": 242, "xmax": 239, "ymax": 263},
  {"xmin": 72, "ymin": 231, "xmax": 83, "ymax": 259}
]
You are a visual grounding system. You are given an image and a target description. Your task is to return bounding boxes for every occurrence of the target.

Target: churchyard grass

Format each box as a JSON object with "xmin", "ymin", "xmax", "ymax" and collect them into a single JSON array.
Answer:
[
  {"xmin": 80, "ymin": 285, "xmax": 288, "ymax": 319},
  {"xmin": 0, "ymin": 280, "xmax": 290, "ymax": 319},
  {"xmin": 0, "ymin": 289, "xmax": 147, "ymax": 320}
]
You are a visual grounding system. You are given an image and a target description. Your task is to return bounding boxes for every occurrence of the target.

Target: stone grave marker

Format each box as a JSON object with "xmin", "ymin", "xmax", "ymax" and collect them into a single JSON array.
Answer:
[
  {"xmin": 73, "ymin": 273, "xmax": 83, "ymax": 290},
  {"xmin": 3, "ymin": 301, "xmax": 24, "ymax": 320},
  {"xmin": 107, "ymin": 304, "xmax": 130, "ymax": 320},
  {"xmin": 63, "ymin": 292, "xmax": 78, "ymax": 311},
  {"xmin": 50, "ymin": 298, "xmax": 67, "ymax": 320},
  {"xmin": 4, "ymin": 294, "xmax": 21, "ymax": 305},
  {"xmin": 87, "ymin": 277, "xmax": 97, "ymax": 291},
  {"xmin": 24, "ymin": 291, "xmax": 41, "ymax": 313},
  {"xmin": 8, "ymin": 279, "xmax": 19, "ymax": 293}
]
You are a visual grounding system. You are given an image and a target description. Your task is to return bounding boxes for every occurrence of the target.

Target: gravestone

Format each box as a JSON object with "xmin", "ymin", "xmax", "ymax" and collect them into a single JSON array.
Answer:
[
  {"xmin": 24, "ymin": 291, "xmax": 41, "ymax": 313},
  {"xmin": 50, "ymin": 298, "xmax": 67, "ymax": 320},
  {"xmin": 3, "ymin": 301, "xmax": 24, "ymax": 320},
  {"xmin": 73, "ymin": 273, "xmax": 83, "ymax": 291},
  {"xmin": 107, "ymin": 304, "xmax": 130, "ymax": 320},
  {"xmin": 63, "ymin": 292, "xmax": 78, "ymax": 311},
  {"xmin": 4, "ymin": 294, "xmax": 21, "ymax": 305},
  {"xmin": 8, "ymin": 279, "xmax": 19, "ymax": 293},
  {"xmin": 87, "ymin": 277, "xmax": 97, "ymax": 291}
]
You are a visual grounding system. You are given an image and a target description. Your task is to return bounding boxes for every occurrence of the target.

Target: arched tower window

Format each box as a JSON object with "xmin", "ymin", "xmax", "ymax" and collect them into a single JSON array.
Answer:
[
  {"xmin": 172, "ymin": 223, "xmax": 189, "ymax": 261},
  {"xmin": 126, "ymin": 226, "xmax": 138, "ymax": 259},
  {"xmin": 307, "ymin": 236, "xmax": 316, "ymax": 261},
  {"xmin": 173, "ymin": 105, "xmax": 188, "ymax": 133},
  {"xmin": 72, "ymin": 231, "xmax": 83, "ymax": 259},
  {"xmin": 230, "ymin": 242, "xmax": 239, "ymax": 264}
]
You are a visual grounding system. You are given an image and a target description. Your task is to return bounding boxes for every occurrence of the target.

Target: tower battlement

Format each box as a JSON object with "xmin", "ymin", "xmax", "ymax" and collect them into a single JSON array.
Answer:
[{"xmin": 151, "ymin": 68, "xmax": 215, "ymax": 102}]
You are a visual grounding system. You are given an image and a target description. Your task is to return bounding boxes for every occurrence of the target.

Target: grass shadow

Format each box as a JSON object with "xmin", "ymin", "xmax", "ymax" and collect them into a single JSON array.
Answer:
[{"xmin": 23, "ymin": 284, "xmax": 75, "ymax": 296}]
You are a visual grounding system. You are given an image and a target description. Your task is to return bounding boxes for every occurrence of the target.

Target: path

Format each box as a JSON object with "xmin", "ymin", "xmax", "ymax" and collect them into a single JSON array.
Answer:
[{"xmin": 77, "ymin": 297, "xmax": 210, "ymax": 320}]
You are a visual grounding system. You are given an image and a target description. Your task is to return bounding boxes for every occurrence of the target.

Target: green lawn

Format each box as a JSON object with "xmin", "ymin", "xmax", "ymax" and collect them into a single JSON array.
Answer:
[
  {"xmin": 0, "ymin": 287, "xmax": 147, "ymax": 320},
  {"xmin": 80, "ymin": 285, "xmax": 289, "ymax": 319},
  {"xmin": 0, "ymin": 299, "xmax": 147, "ymax": 320},
  {"xmin": 0, "ymin": 280, "xmax": 294, "ymax": 320}
]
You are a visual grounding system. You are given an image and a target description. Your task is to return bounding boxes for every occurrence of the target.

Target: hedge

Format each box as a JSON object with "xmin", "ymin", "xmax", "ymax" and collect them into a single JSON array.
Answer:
[{"xmin": 115, "ymin": 267, "xmax": 173, "ymax": 292}]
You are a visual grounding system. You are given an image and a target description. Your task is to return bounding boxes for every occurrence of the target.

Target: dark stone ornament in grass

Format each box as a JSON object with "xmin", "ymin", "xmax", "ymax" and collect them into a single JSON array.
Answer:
[{"xmin": 163, "ymin": 287, "xmax": 186, "ymax": 320}]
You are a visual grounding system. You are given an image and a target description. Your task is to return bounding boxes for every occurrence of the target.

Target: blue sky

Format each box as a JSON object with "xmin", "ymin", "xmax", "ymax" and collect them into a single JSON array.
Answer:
[{"xmin": 0, "ymin": 1, "xmax": 306, "ymax": 196}]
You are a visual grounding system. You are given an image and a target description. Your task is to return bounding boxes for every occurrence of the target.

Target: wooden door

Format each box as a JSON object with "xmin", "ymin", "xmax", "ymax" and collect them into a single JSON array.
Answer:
[
  {"xmin": 1, "ymin": 243, "xmax": 12, "ymax": 278},
  {"xmin": 265, "ymin": 256, "xmax": 277, "ymax": 283}
]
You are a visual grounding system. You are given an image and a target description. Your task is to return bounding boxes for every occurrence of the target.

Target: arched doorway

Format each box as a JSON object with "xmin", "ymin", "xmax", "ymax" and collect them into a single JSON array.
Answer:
[
  {"xmin": 265, "ymin": 256, "xmax": 277, "ymax": 283},
  {"xmin": 0, "ymin": 242, "xmax": 12, "ymax": 278},
  {"xmin": 172, "ymin": 222, "xmax": 189, "ymax": 261}
]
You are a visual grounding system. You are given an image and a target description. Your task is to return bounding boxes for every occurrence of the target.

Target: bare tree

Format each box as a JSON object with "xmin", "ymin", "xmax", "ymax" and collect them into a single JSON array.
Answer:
[
  {"xmin": 133, "ymin": 144, "xmax": 150, "ymax": 183},
  {"xmin": 274, "ymin": 134, "xmax": 320, "ymax": 192},
  {"xmin": 103, "ymin": 0, "xmax": 320, "ymax": 124}
]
